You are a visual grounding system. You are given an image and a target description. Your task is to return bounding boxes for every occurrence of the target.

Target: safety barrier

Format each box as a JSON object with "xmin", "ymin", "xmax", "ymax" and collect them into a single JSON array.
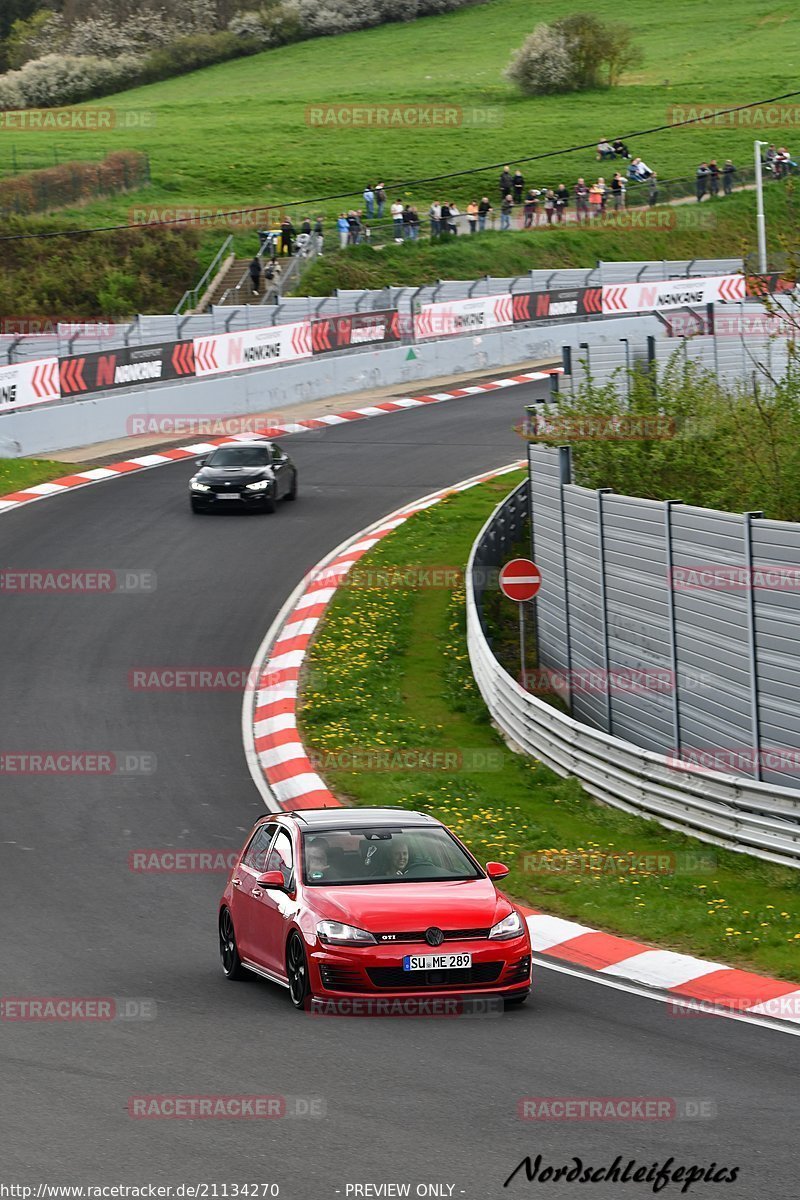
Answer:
[{"xmin": 466, "ymin": 480, "xmax": 800, "ymax": 868}]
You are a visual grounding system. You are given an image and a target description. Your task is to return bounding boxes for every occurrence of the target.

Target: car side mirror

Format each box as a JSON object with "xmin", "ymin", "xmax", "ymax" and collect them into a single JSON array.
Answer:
[
  {"xmin": 196, "ymin": 456, "xmax": 207, "ymax": 466},
  {"xmin": 486, "ymin": 861, "xmax": 509, "ymax": 880},
  {"xmin": 254, "ymin": 870, "xmax": 286, "ymax": 890}
]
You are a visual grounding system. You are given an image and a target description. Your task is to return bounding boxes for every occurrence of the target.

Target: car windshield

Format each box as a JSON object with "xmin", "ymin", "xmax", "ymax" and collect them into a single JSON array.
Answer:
[
  {"xmin": 301, "ymin": 826, "xmax": 482, "ymax": 885},
  {"xmin": 207, "ymin": 446, "xmax": 270, "ymax": 467}
]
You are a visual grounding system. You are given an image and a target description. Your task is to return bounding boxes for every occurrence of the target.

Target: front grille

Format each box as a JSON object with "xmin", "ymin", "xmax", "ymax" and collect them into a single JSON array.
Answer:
[
  {"xmin": 367, "ymin": 962, "xmax": 503, "ymax": 990},
  {"xmin": 210, "ymin": 483, "xmax": 246, "ymax": 494},
  {"xmin": 319, "ymin": 964, "xmax": 364, "ymax": 992},
  {"xmin": 375, "ymin": 927, "xmax": 491, "ymax": 945}
]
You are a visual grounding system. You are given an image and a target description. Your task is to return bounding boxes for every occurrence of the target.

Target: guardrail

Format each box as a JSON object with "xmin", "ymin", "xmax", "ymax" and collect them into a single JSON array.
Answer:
[
  {"xmin": 173, "ymin": 235, "xmax": 234, "ymax": 316},
  {"xmin": 466, "ymin": 480, "xmax": 800, "ymax": 869}
]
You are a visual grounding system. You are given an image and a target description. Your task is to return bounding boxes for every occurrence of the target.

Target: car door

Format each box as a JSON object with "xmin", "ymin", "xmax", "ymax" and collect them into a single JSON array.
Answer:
[
  {"xmin": 254, "ymin": 828, "xmax": 299, "ymax": 975},
  {"xmin": 230, "ymin": 823, "xmax": 278, "ymax": 962},
  {"xmin": 270, "ymin": 444, "xmax": 289, "ymax": 497}
]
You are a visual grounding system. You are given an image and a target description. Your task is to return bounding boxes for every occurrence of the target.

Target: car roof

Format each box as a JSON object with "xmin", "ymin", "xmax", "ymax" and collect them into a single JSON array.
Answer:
[
  {"xmin": 283, "ymin": 807, "xmax": 439, "ymax": 830},
  {"xmin": 211, "ymin": 439, "xmax": 275, "ymax": 450}
]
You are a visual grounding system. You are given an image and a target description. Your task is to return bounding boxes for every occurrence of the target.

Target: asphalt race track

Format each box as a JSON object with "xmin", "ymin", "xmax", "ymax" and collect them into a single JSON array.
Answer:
[{"xmin": 1, "ymin": 384, "xmax": 798, "ymax": 1198}]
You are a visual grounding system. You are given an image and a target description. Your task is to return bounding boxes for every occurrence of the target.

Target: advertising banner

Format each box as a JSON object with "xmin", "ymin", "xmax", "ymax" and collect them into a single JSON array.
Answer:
[
  {"xmin": 602, "ymin": 274, "xmax": 745, "ymax": 314},
  {"xmin": 414, "ymin": 294, "xmax": 513, "ymax": 340},
  {"xmin": 59, "ymin": 342, "xmax": 192, "ymax": 397},
  {"xmin": 0, "ymin": 357, "xmax": 60, "ymax": 413},
  {"xmin": 311, "ymin": 310, "xmax": 402, "ymax": 353},
  {"xmin": 193, "ymin": 322, "xmax": 312, "ymax": 378}
]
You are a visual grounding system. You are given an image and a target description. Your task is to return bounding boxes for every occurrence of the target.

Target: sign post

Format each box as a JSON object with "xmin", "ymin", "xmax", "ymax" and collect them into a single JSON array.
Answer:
[{"xmin": 498, "ymin": 558, "xmax": 542, "ymax": 685}]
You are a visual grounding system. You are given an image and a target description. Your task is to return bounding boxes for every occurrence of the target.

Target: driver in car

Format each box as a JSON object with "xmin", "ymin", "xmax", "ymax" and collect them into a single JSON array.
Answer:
[
  {"xmin": 305, "ymin": 840, "xmax": 330, "ymax": 881},
  {"xmin": 386, "ymin": 839, "xmax": 410, "ymax": 876}
]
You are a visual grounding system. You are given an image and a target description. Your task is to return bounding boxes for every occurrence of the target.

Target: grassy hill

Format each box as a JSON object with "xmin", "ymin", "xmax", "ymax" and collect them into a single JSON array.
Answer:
[{"xmin": 1, "ymin": 0, "xmax": 798, "ymax": 311}]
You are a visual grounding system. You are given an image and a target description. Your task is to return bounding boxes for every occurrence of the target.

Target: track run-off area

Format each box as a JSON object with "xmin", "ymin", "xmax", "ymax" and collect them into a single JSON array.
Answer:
[{"xmin": 1, "ymin": 377, "xmax": 798, "ymax": 1198}]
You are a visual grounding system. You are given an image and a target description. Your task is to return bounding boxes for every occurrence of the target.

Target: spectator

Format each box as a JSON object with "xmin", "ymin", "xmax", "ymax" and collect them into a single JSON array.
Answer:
[
  {"xmin": 347, "ymin": 210, "xmax": 362, "ymax": 245},
  {"xmin": 543, "ymin": 189, "xmax": 556, "ymax": 225},
  {"xmin": 301, "ymin": 216, "xmax": 312, "ymax": 236},
  {"xmin": 555, "ymin": 183, "xmax": 569, "ymax": 222},
  {"xmin": 597, "ymin": 177, "xmax": 608, "ymax": 209},
  {"xmin": 279, "ymin": 216, "xmax": 295, "ymax": 256},
  {"xmin": 313, "ymin": 216, "xmax": 324, "ymax": 255},
  {"xmin": 248, "ymin": 255, "xmax": 261, "ymax": 296},
  {"xmin": 764, "ymin": 144, "xmax": 778, "ymax": 173},
  {"xmin": 499, "ymin": 165, "xmax": 512, "ymax": 199},
  {"xmin": 402, "ymin": 203, "xmax": 413, "ymax": 239},
  {"xmin": 648, "ymin": 173, "xmax": 658, "ymax": 206},
  {"xmin": 628, "ymin": 157, "xmax": 653, "ymax": 181},
  {"xmin": 467, "ymin": 200, "xmax": 479, "ymax": 234},
  {"xmin": 612, "ymin": 138, "xmax": 630, "ymax": 159},
  {"xmin": 574, "ymin": 177, "xmax": 589, "ymax": 223},
  {"xmin": 337, "ymin": 212, "xmax": 349, "ymax": 249},
  {"xmin": 500, "ymin": 193, "xmax": 514, "ymax": 230},
  {"xmin": 709, "ymin": 160, "xmax": 720, "ymax": 197},
  {"xmin": 440, "ymin": 201, "xmax": 451, "ymax": 236},
  {"xmin": 775, "ymin": 147, "xmax": 797, "ymax": 177},
  {"xmin": 512, "ymin": 169, "xmax": 525, "ymax": 203},
  {"xmin": 375, "ymin": 183, "xmax": 386, "ymax": 219},
  {"xmin": 409, "ymin": 205, "xmax": 420, "ymax": 239},
  {"xmin": 695, "ymin": 162, "xmax": 710, "ymax": 202},
  {"xmin": 588, "ymin": 180, "xmax": 603, "ymax": 218},
  {"xmin": 391, "ymin": 199, "xmax": 404, "ymax": 241},
  {"xmin": 523, "ymin": 189, "xmax": 538, "ymax": 228},
  {"xmin": 611, "ymin": 172, "xmax": 625, "ymax": 210},
  {"xmin": 363, "ymin": 185, "xmax": 375, "ymax": 218},
  {"xmin": 448, "ymin": 201, "xmax": 460, "ymax": 235},
  {"xmin": 596, "ymin": 139, "xmax": 615, "ymax": 160},
  {"xmin": 429, "ymin": 200, "xmax": 442, "ymax": 237},
  {"xmin": 722, "ymin": 159, "xmax": 736, "ymax": 195},
  {"xmin": 478, "ymin": 196, "xmax": 492, "ymax": 231}
]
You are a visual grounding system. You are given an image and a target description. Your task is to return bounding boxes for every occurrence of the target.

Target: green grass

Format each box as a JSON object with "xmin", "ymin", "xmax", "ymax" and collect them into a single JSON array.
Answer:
[
  {"xmin": 0, "ymin": 457, "xmax": 74, "ymax": 496},
  {"xmin": 298, "ymin": 474, "xmax": 800, "ymax": 981},
  {"xmin": 3, "ymin": 0, "xmax": 799, "ymax": 242}
]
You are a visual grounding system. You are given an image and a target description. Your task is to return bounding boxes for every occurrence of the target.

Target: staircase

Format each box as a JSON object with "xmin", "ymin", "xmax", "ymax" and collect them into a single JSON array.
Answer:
[{"xmin": 206, "ymin": 257, "xmax": 258, "ymax": 308}]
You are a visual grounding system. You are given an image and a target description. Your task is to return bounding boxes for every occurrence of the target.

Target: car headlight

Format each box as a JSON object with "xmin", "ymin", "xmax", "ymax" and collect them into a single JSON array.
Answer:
[
  {"xmin": 489, "ymin": 910, "xmax": 524, "ymax": 940},
  {"xmin": 245, "ymin": 478, "xmax": 272, "ymax": 491},
  {"xmin": 316, "ymin": 920, "xmax": 376, "ymax": 946},
  {"xmin": 190, "ymin": 478, "xmax": 211, "ymax": 492}
]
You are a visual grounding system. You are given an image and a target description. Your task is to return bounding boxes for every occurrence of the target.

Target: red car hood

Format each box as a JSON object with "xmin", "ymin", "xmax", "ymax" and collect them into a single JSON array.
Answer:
[{"xmin": 309, "ymin": 877, "xmax": 511, "ymax": 931}]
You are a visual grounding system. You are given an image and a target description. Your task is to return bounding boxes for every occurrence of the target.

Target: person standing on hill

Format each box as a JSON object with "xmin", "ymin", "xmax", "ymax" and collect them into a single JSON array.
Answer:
[
  {"xmin": 337, "ymin": 213, "xmax": 349, "ymax": 249},
  {"xmin": 478, "ymin": 196, "xmax": 492, "ymax": 231},
  {"xmin": 499, "ymin": 165, "xmax": 512, "ymax": 200},
  {"xmin": 500, "ymin": 193, "xmax": 514, "ymax": 230},
  {"xmin": 574, "ymin": 178, "xmax": 589, "ymax": 223},
  {"xmin": 279, "ymin": 216, "xmax": 295, "ymax": 255},
  {"xmin": 695, "ymin": 163, "xmax": 710, "ymax": 201},
  {"xmin": 429, "ymin": 201, "xmax": 441, "ymax": 237},
  {"xmin": 391, "ymin": 198, "xmax": 404, "ymax": 241},
  {"xmin": 375, "ymin": 183, "xmax": 386, "ymax": 218},
  {"xmin": 555, "ymin": 183, "xmax": 569, "ymax": 222},
  {"xmin": 722, "ymin": 159, "xmax": 736, "ymax": 195},
  {"xmin": 467, "ymin": 200, "xmax": 478, "ymax": 234},
  {"xmin": 512, "ymin": 169, "xmax": 525, "ymax": 203},
  {"xmin": 708, "ymin": 160, "xmax": 720, "ymax": 197},
  {"xmin": 363, "ymin": 185, "xmax": 375, "ymax": 218},
  {"xmin": 248, "ymin": 255, "xmax": 261, "ymax": 296}
]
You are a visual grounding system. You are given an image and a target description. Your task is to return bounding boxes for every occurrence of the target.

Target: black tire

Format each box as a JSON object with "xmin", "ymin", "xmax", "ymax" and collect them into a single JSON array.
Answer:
[
  {"xmin": 286, "ymin": 932, "xmax": 310, "ymax": 1009},
  {"xmin": 219, "ymin": 908, "xmax": 246, "ymax": 980},
  {"xmin": 190, "ymin": 501, "xmax": 204, "ymax": 514},
  {"xmin": 285, "ymin": 470, "xmax": 298, "ymax": 501}
]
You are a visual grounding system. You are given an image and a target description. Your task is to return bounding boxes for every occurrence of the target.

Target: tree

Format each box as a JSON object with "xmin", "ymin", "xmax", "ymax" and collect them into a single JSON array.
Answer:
[{"xmin": 505, "ymin": 12, "xmax": 638, "ymax": 96}]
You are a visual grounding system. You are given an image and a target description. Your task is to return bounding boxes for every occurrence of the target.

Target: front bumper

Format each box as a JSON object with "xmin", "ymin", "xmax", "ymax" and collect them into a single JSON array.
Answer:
[
  {"xmin": 309, "ymin": 935, "xmax": 532, "ymax": 999},
  {"xmin": 191, "ymin": 488, "xmax": 273, "ymax": 508}
]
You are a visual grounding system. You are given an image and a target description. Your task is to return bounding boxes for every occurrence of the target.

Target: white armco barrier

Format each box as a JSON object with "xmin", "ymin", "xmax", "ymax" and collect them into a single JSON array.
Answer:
[{"xmin": 466, "ymin": 481, "xmax": 800, "ymax": 869}]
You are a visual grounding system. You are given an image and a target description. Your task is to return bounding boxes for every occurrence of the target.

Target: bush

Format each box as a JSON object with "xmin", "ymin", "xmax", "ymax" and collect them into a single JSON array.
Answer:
[
  {"xmin": 0, "ymin": 150, "xmax": 150, "ymax": 216},
  {"xmin": 0, "ymin": 52, "xmax": 143, "ymax": 108},
  {"xmin": 5, "ymin": 10, "xmax": 65, "ymax": 70},
  {"xmin": 229, "ymin": 3, "xmax": 302, "ymax": 47},
  {"xmin": 506, "ymin": 12, "xmax": 637, "ymax": 96}
]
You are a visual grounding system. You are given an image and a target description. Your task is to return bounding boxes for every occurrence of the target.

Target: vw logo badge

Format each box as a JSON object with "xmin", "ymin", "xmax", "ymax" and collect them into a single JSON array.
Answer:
[{"xmin": 425, "ymin": 926, "xmax": 444, "ymax": 947}]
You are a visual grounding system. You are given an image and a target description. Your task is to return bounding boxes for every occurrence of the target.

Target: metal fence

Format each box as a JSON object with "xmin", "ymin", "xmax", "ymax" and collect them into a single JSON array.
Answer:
[
  {"xmin": 528, "ymin": 444, "xmax": 800, "ymax": 790},
  {"xmin": 0, "ymin": 257, "xmax": 744, "ymax": 366},
  {"xmin": 467, "ymin": 479, "xmax": 800, "ymax": 868}
]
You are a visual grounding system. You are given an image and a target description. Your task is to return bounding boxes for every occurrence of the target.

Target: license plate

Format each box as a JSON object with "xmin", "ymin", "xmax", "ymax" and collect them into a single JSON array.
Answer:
[
  {"xmin": 402, "ymin": 953, "xmax": 472, "ymax": 971},
  {"xmin": 216, "ymin": 493, "xmax": 241, "ymax": 500}
]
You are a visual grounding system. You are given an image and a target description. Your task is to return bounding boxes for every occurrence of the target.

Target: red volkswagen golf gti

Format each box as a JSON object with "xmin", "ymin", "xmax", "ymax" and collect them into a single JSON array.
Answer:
[{"xmin": 218, "ymin": 808, "xmax": 531, "ymax": 1009}]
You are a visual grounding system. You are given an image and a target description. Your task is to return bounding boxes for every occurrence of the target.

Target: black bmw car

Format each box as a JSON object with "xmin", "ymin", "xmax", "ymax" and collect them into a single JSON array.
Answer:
[{"xmin": 189, "ymin": 441, "xmax": 298, "ymax": 513}]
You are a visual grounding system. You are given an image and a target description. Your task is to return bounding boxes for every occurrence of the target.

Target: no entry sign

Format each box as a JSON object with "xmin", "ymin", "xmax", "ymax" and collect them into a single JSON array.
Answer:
[{"xmin": 499, "ymin": 558, "xmax": 542, "ymax": 602}]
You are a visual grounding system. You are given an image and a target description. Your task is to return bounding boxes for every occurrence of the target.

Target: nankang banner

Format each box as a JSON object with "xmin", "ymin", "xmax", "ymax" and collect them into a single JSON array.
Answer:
[
  {"xmin": 413, "ymin": 294, "xmax": 513, "ymax": 340},
  {"xmin": 0, "ymin": 357, "xmax": 60, "ymax": 412},
  {"xmin": 602, "ymin": 274, "xmax": 745, "ymax": 314},
  {"xmin": 193, "ymin": 322, "xmax": 313, "ymax": 378},
  {"xmin": 59, "ymin": 342, "xmax": 192, "ymax": 396},
  {"xmin": 311, "ymin": 310, "xmax": 402, "ymax": 353}
]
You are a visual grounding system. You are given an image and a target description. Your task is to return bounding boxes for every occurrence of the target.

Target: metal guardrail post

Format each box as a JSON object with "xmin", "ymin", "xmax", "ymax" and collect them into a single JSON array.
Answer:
[
  {"xmin": 597, "ymin": 488, "xmax": 614, "ymax": 734},
  {"xmin": 664, "ymin": 499, "xmax": 683, "ymax": 757},
  {"xmin": 744, "ymin": 511, "xmax": 765, "ymax": 781},
  {"xmin": 557, "ymin": 445, "xmax": 574, "ymax": 713}
]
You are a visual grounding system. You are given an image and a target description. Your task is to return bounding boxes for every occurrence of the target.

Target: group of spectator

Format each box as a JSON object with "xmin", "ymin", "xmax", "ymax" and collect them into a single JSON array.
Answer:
[
  {"xmin": 694, "ymin": 160, "xmax": 737, "ymax": 201},
  {"xmin": 763, "ymin": 144, "xmax": 797, "ymax": 178}
]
